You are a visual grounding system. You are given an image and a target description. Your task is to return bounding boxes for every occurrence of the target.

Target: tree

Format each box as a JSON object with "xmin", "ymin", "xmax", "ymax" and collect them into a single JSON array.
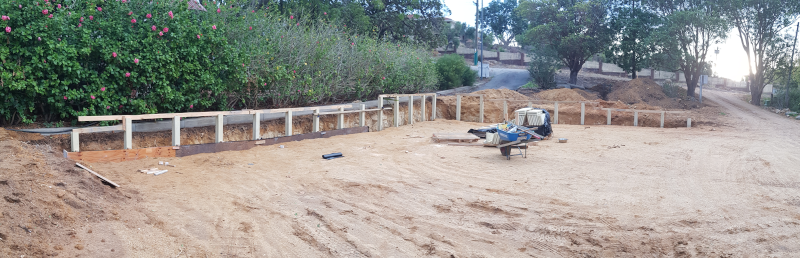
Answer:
[
  {"xmin": 723, "ymin": 0, "xmax": 800, "ymax": 105},
  {"xmin": 647, "ymin": 0, "xmax": 729, "ymax": 98},
  {"xmin": 517, "ymin": 0, "xmax": 614, "ymax": 84},
  {"xmin": 480, "ymin": 0, "xmax": 527, "ymax": 47},
  {"xmin": 606, "ymin": 0, "xmax": 661, "ymax": 78},
  {"xmin": 363, "ymin": 0, "xmax": 449, "ymax": 49},
  {"xmin": 443, "ymin": 21, "xmax": 467, "ymax": 51}
]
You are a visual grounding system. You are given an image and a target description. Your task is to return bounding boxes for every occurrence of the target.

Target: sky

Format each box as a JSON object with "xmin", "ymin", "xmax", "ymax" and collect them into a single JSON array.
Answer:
[{"xmin": 441, "ymin": 0, "xmax": 754, "ymax": 81}]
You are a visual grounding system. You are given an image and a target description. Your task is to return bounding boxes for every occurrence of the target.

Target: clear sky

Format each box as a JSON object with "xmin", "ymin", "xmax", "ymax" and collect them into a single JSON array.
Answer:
[{"xmin": 442, "ymin": 0, "xmax": 756, "ymax": 81}]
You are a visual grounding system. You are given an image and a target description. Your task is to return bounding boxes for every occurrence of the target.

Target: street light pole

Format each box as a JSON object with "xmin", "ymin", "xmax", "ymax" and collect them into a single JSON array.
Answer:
[
  {"xmin": 785, "ymin": 22, "xmax": 799, "ymax": 108},
  {"xmin": 480, "ymin": 0, "xmax": 484, "ymax": 79},
  {"xmin": 474, "ymin": 1, "xmax": 479, "ymax": 66}
]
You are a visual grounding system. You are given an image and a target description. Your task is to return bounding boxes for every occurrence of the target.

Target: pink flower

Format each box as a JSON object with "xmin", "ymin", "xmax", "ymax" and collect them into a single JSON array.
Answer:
[
  {"xmin": 118, "ymin": 105, "xmax": 123, "ymax": 109},
  {"xmin": 189, "ymin": 104, "xmax": 194, "ymax": 108},
  {"xmin": 19, "ymin": 5, "xmax": 22, "ymax": 8},
  {"xmin": 125, "ymin": 72, "xmax": 130, "ymax": 77},
  {"xmin": 159, "ymin": 31, "xmax": 164, "ymax": 36},
  {"xmin": 252, "ymin": 10, "xmax": 255, "ymax": 13},
  {"xmin": 1, "ymin": 16, "xmax": 7, "ymax": 21},
  {"xmin": 128, "ymin": 11, "xmax": 133, "ymax": 16},
  {"xmin": 296, "ymin": 23, "xmax": 299, "ymax": 26},
  {"xmin": 38, "ymin": 37, "xmax": 41, "ymax": 41},
  {"xmin": 134, "ymin": 58, "xmax": 139, "ymax": 64},
  {"xmin": 57, "ymin": 4, "xmax": 61, "ymax": 8},
  {"xmin": 122, "ymin": 0, "xmax": 127, "ymax": 2},
  {"xmin": 4, "ymin": 27, "xmax": 10, "ymax": 33},
  {"xmin": 242, "ymin": 63, "xmax": 245, "ymax": 67},
  {"xmin": 168, "ymin": 11, "xmax": 173, "ymax": 19},
  {"xmin": 43, "ymin": 9, "xmax": 48, "ymax": 15},
  {"xmin": 212, "ymin": 25, "xmax": 216, "ymax": 30},
  {"xmin": 249, "ymin": 26, "xmax": 252, "ymax": 30},
  {"xmin": 106, "ymin": 106, "xmax": 110, "ymax": 109},
  {"xmin": 58, "ymin": 38, "xmax": 61, "ymax": 41},
  {"xmin": 382, "ymin": 77, "xmax": 386, "ymax": 80},
  {"xmin": 101, "ymin": 87, "xmax": 106, "ymax": 91},
  {"xmin": 112, "ymin": 52, "xmax": 117, "ymax": 58},
  {"xmin": 217, "ymin": 8, "xmax": 221, "ymax": 13},
  {"xmin": 197, "ymin": 34, "xmax": 201, "ymax": 39},
  {"xmin": 151, "ymin": 25, "xmax": 157, "ymax": 31},
  {"xmin": 293, "ymin": 70, "xmax": 295, "ymax": 73},
  {"xmin": 351, "ymin": 42, "xmax": 354, "ymax": 46},
  {"xmin": 89, "ymin": 16, "xmax": 93, "ymax": 20},
  {"xmin": 324, "ymin": 12, "xmax": 327, "ymax": 15},
  {"xmin": 80, "ymin": 17, "xmax": 84, "ymax": 22},
  {"xmin": 97, "ymin": 7, "xmax": 102, "ymax": 12},
  {"xmin": 146, "ymin": 13, "xmax": 152, "ymax": 18},
  {"xmin": 162, "ymin": 27, "xmax": 168, "ymax": 32},
  {"xmin": 48, "ymin": 14, "xmax": 53, "ymax": 18},
  {"xmin": 63, "ymin": 96, "xmax": 67, "ymax": 100},
  {"xmin": 290, "ymin": 15, "xmax": 294, "ymax": 19},
  {"xmin": 78, "ymin": 23, "xmax": 82, "ymax": 27},
  {"xmin": 131, "ymin": 18, "xmax": 136, "ymax": 23},
  {"xmin": 91, "ymin": 95, "xmax": 95, "ymax": 99}
]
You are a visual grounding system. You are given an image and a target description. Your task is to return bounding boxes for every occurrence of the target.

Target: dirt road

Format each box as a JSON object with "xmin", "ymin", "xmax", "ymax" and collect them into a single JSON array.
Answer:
[{"xmin": 6, "ymin": 90, "xmax": 800, "ymax": 257}]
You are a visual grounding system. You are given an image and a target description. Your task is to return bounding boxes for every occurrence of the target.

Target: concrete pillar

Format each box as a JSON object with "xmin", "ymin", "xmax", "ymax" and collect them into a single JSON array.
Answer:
[
  {"xmin": 687, "ymin": 118, "xmax": 692, "ymax": 128},
  {"xmin": 479, "ymin": 96, "xmax": 485, "ymax": 123},
  {"xmin": 393, "ymin": 98, "xmax": 400, "ymax": 127},
  {"xmin": 251, "ymin": 113, "xmax": 260, "ymax": 140},
  {"xmin": 408, "ymin": 96, "xmax": 414, "ymax": 125},
  {"xmin": 503, "ymin": 100, "xmax": 508, "ymax": 121},
  {"xmin": 71, "ymin": 129, "xmax": 80, "ymax": 152},
  {"xmin": 313, "ymin": 109, "xmax": 320, "ymax": 132},
  {"xmin": 633, "ymin": 111, "xmax": 638, "ymax": 127},
  {"xmin": 421, "ymin": 96, "xmax": 426, "ymax": 122},
  {"xmin": 456, "ymin": 95, "xmax": 462, "ymax": 121},
  {"xmin": 528, "ymin": 101, "xmax": 532, "ymax": 108},
  {"xmin": 360, "ymin": 104, "xmax": 366, "ymax": 126},
  {"xmin": 215, "ymin": 114, "xmax": 224, "ymax": 143},
  {"xmin": 660, "ymin": 111, "xmax": 665, "ymax": 128},
  {"xmin": 337, "ymin": 107, "xmax": 345, "ymax": 129},
  {"xmin": 173, "ymin": 116, "xmax": 181, "ymax": 146},
  {"xmin": 285, "ymin": 111, "xmax": 293, "ymax": 136},
  {"xmin": 377, "ymin": 97, "xmax": 384, "ymax": 131},
  {"xmin": 580, "ymin": 102, "xmax": 585, "ymax": 125},
  {"xmin": 432, "ymin": 94, "xmax": 437, "ymax": 121},
  {"xmin": 607, "ymin": 109, "xmax": 612, "ymax": 125},
  {"xmin": 554, "ymin": 102, "xmax": 559, "ymax": 124},
  {"xmin": 124, "ymin": 116, "xmax": 133, "ymax": 149}
]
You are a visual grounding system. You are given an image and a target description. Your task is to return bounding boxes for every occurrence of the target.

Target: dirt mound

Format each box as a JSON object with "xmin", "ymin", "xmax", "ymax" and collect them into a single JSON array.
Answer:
[
  {"xmin": 607, "ymin": 78, "xmax": 696, "ymax": 109},
  {"xmin": 573, "ymin": 89, "xmax": 601, "ymax": 100},
  {"xmin": 472, "ymin": 89, "xmax": 530, "ymax": 101},
  {"xmin": 535, "ymin": 89, "xmax": 587, "ymax": 101},
  {"xmin": 437, "ymin": 89, "xmax": 532, "ymax": 123}
]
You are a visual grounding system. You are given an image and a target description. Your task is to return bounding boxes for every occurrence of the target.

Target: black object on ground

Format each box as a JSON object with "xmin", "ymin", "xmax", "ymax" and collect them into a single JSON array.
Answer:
[
  {"xmin": 467, "ymin": 128, "xmax": 497, "ymax": 138},
  {"xmin": 323, "ymin": 153, "xmax": 343, "ymax": 160}
]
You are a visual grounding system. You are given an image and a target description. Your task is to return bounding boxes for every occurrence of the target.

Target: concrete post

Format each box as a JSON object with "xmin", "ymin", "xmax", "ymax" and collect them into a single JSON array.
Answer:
[
  {"xmin": 633, "ymin": 111, "xmax": 638, "ymax": 127},
  {"xmin": 393, "ymin": 98, "xmax": 400, "ymax": 127},
  {"xmin": 360, "ymin": 104, "xmax": 366, "ymax": 126},
  {"xmin": 377, "ymin": 97, "xmax": 384, "ymax": 131},
  {"xmin": 432, "ymin": 94, "xmax": 437, "ymax": 121},
  {"xmin": 660, "ymin": 111, "xmax": 665, "ymax": 128},
  {"xmin": 607, "ymin": 109, "xmax": 612, "ymax": 125},
  {"xmin": 173, "ymin": 116, "xmax": 181, "ymax": 146},
  {"xmin": 456, "ymin": 95, "xmax": 462, "ymax": 121},
  {"xmin": 251, "ymin": 113, "xmax": 260, "ymax": 140},
  {"xmin": 479, "ymin": 96, "xmax": 485, "ymax": 123},
  {"xmin": 124, "ymin": 116, "xmax": 133, "ymax": 149},
  {"xmin": 313, "ymin": 109, "xmax": 320, "ymax": 132},
  {"xmin": 408, "ymin": 96, "xmax": 414, "ymax": 125},
  {"xmin": 503, "ymin": 100, "xmax": 508, "ymax": 121},
  {"xmin": 528, "ymin": 101, "xmax": 532, "ymax": 108},
  {"xmin": 215, "ymin": 114, "xmax": 224, "ymax": 143},
  {"xmin": 421, "ymin": 96, "xmax": 426, "ymax": 122},
  {"xmin": 71, "ymin": 129, "xmax": 79, "ymax": 152},
  {"xmin": 687, "ymin": 118, "xmax": 692, "ymax": 128},
  {"xmin": 285, "ymin": 111, "xmax": 293, "ymax": 136},
  {"xmin": 554, "ymin": 102, "xmax": 559, "ymax": 124},
  {"xmin": 337, "ymin": 107, "xmax": 345, "ymax": 129},
  {"xmin": 580, "ymin": 102, "xmax": 585, "ymax": 125}
]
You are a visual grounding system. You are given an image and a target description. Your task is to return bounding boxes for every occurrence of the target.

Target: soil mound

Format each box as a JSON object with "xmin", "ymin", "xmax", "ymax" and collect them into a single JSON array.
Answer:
[
  {"xmin": 472, "ymin": 89, "xmax": 530, "ymax": 101},
  {"xmin": 535, "ymin": 89, "xmax": 587, "ymax": 101},
  {"xmin": 607, "ymin": 78, "xmax": 694, "ymax": 109},
  {"xmin": 573, "ymin": 89, "xmax": 601, "ymax": 100}
]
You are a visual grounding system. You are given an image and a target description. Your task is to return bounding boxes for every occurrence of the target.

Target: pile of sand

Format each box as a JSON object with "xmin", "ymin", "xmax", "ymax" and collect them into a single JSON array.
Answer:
[
  {"xmin": 436, "ymin": 89, "xmax": 532, "ymax": 123},
  {"xmin": 573, "ymin": 89, "xmax": 601, "ymax": 100},
  {"xmin": 535, "ymin": 89, "xmax": 588, "ymax": 101},
  {"xmin": 607, "ymin": 78, "xmax": 694, "ymax": 109},
  {"xmin": 472, "ymin": 89, "xmax": 530, "ymax": 101}
]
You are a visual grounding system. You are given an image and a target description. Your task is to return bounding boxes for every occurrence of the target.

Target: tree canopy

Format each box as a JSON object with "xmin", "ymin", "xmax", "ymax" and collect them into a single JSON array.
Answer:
[{"xmin": 480, "ymin": 0, "xmax": 526, "ymax": 47}]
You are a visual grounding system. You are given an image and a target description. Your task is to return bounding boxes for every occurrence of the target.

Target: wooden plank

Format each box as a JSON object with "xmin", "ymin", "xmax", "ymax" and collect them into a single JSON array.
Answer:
[
  {"xmin": 74, "ymin": 125, "xmax": 124, "ymax": 133},
  {"xmin": 76, "ymin": 163, "xmax": 120, "ymax": 188},
  {"xmin": 431, "ymin": 133, "xmax": 480, "ymax": 143},
  {"xmin": 67, "ymin": 146, "xmax": 176, "ymax": 163},
  {"xmin": 176, "ymin": 126, "xmax": 370, "ymax": 157},
  {"xmin": 601, "ymin": 108, "xmax": 684, "ymax": 114},
  {"xmin": 79, "ymin": 110, "xmax": 253, "ymax": 122},
  {"xmin": 318, "ymin": 108, "xmax": 381, "ymax": 115},
  {"xmin": 456, "ymin": 94, "xmax": 484, "ymax": 97},
  {"xmin": 485, "ymin": 99, "xmax": 599, "ymax": 104},
  {"xmin": 380, "ymin": 93, "xmax": 436, "ymax": 97}
]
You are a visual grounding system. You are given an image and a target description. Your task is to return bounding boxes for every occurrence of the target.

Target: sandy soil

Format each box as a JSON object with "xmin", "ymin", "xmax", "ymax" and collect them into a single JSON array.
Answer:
[{"xmin": 2, "ymin": 90, "xmax": 794, "ymax": 257}]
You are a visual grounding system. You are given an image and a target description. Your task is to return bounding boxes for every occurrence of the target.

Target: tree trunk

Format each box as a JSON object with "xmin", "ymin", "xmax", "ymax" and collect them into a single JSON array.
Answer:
[
  {"xmin": 631, "ymin": 70, "xmax": 637, "ymax": 79},
  {"xmin": 751, "ymin": 87, "xmax": 762, "ymax": 106},
  {"xmin": 569, "ymin": 69, "xmax": 579, "ymax": 84},
  {"xmin": 686, "ymin": 75, "xmax": 698, "ymax": 98}
]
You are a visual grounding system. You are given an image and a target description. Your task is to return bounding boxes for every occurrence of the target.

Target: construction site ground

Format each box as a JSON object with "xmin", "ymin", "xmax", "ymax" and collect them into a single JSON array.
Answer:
[{"xmin": 2, "ymin": 90, "xmax": 800, "ymax": 257}]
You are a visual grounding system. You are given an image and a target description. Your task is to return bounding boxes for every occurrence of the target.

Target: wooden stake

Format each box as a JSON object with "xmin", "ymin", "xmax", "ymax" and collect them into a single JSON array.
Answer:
[
  {"xmin": 580, "ymin": 102, "xmax": 585, "ymax": 125},
  {"xmin": 394, "ymin": 98, "xmax": 400, "ymax": 127},
  {"xmin": 360, "ymin": 104, "xmax": 366, "ymax": 126},
  {"xmin": 421, "ymin": 96, "xmax": 426, "ymax": 122},
  {"xmin": 76, "ymin": 163, "xmax": 120, "ymax": 188},
  {"xmin": 480, "ymin": 95, "xmax": 485, "ymax": 123},
  {"xmin": 215, "ymin": 114, "xmax": 224, "ymax": 143},
  {"xmin": 313, "ymin": 109, "xmax": 320, "ymax": 132},
  {"xmin": 173, "ymin": 116, "xmax": 181, "ymax": 146},
  {"xmin": 337, "ymin": 107, "xmax": 345, "ymax": 129},
  {"xmin": 634, "ymin": 111, "xmax": 638, "ymax": 127},
  {"xmin": 71, "ymin": 129, "xmax": 80, "ymax": 152},
  {"xmin": 607, "ymin": 109, "xmax": 612, "ymax": 125},
  {"xmin": 432, "ymin": 94, "xmax": 437, "ymax": 121},
  {"xmin": 252, "ymin": 113, "xmax": 260, "ymax": 140},
  {"xmin": 554, "ymin": 102, "xmax": 559, "ymax": 124},
  {"xmin": 285, "ymin": 111, "xmax": 293, "ymax": 136},
  {"xmin": 456, "ymin": 95, "xmax": 462, "ymax": 121},
  {"xmin": 124, "ymin": 116, "xmax": 132, "ymax": 149},
  {"xmin": 377, "ymin": 97, "xmax": 384, "ymax": 131},
  {"xmin": 660, "ymin": 111, "xmax": 665, "ymax": 128},
  {"xmin": 408, "ymin": 95, "xmax": 414, "ymax": 125}
]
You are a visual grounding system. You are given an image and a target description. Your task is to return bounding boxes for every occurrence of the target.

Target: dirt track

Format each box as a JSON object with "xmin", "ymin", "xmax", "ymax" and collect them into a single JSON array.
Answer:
[{"xmin": 3, "ymin": 90, "xmax": 800, "ymax": 257}]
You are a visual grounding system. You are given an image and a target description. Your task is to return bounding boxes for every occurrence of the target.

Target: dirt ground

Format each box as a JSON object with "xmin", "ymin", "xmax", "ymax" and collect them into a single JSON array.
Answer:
[{"xmin": 3, "ymin": 90, "xmax": 799, "ymax": 257}]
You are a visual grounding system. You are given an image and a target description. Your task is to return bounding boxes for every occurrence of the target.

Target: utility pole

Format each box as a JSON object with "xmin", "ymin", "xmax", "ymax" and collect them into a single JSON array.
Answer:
[
  {"xmin": 480, "ymin": 0, "xmax": 485, "ymax": 79},
  {"xmin": 785, "ymin": 22, "xmax": 799, "ymax": 108},
  {"xmin": 474, "ymin": 1, "xmax": 479, "ymax": 66}
]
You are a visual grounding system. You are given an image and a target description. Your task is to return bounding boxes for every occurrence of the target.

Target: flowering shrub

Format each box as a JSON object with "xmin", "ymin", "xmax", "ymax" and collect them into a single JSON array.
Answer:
[{"xmin": 0, "ymin": 0, "xmax": 437, "ymax": 125}]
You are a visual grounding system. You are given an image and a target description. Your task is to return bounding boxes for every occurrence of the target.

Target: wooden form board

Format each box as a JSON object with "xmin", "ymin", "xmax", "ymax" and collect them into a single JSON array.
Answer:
[
  {"xmin": 601, "ymin": 108, "xmax": 684, "ymax": 114},
  {"xmin": 379, "ymin": 93, "xmax": 436, "ymax": 97},
  {"xmin": 76, "ymin": 163, "xmax": 120, "ymax": 187},
  {"xmin": 318, "ymin": 108, "xmax": 382, "ymax": 115},
  {"xmin": 67, "ymin": 146, "xmax": 177, "ymax": 163},
  {"xmin": 78, "ymin": 105, "xmax": 353, "ymax": 122},
  {"xmin": 431, "ymin": 133, "xmax": 481, "ymax": 143}
]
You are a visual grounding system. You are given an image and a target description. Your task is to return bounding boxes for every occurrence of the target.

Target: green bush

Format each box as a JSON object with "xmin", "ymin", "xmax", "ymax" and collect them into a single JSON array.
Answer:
[
  {"xmin": 435, "ymin": 54, "xmax": 474, "ymax": 90},
  {"xmin": 527, "ymin": 46, "xmax": 560, "ymax": 90},
  {"xmin": 521, "ymin": 82, "xmax": 538, "ymax": 89},
  {"xmin": 0, "ymin": 0, "xmax": 438, "ymax": 125}
]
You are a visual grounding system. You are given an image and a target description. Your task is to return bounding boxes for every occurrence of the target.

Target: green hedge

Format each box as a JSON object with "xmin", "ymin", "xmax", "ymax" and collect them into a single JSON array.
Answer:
[
  {"xmin": 0, "ymin": 0, "xmax": 438, "ymax": 125},
  {"xmin": 435, "ymin": 54, "xmax": 475, "ymax": 90}
]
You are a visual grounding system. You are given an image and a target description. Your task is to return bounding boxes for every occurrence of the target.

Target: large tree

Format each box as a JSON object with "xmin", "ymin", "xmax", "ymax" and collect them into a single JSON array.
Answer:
[
  {"xmin": 480, "ymin": 0, "xmax": 527, "ymax": 47},
  {"xmin": 723, "ymin": 0, "xmax": 800, "ymax": 106},
  {"xmin": 647, "ymin": 0, "xmax": 728, "ymax": 98},
  {"xmin": 364, "ymin": 0, "xmax": 449, "ymax": 49},
  {"xmin": 606, "ymin": 0, "xmax": 662, "ymax": 78},
  {"xmin": 517, "ymin": 0, "xmax": 614, "ymax": 84}
]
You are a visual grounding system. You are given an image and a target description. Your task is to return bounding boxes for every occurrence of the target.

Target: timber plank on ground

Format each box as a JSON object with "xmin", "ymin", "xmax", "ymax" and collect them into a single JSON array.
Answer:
[{"xmin": 431, "ymin": 133, "xmax": 481, "ymax": 143}]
